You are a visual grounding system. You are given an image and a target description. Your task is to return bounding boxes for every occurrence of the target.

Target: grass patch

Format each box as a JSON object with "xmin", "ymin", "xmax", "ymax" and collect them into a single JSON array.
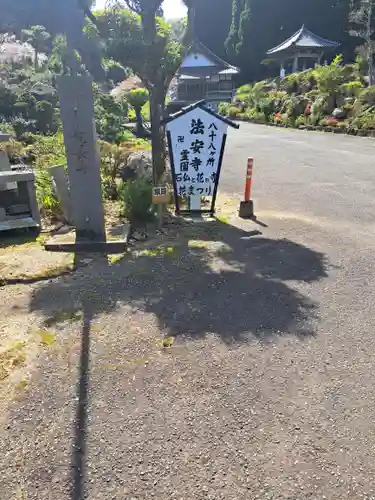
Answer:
[
  {"xmin": 141, "ymin": 246, "xmax": 180, "ymax": 258},
  {"xmin": 1, "ymin": 263, "xmax": 74, "ymax": 284},
  {"xmin": 44, "ymin": 309, "xmax": 83, "ymax": 327},
  {"xmin": 0, "ymin": 341, "xmax": 27, "ymax": 381},
  {"xmin": 188, "ymin": 240, "xmax": 213, "ymax": 249},
  {"xmin": 162, "ymin": 336, "xmax": 174, "ymax": 348},
  {"xmin": 15, "ymin": 379, "xmax": 28, "ymax": 390},
  {"xmin": 216, "ymin": 215, "xmax": 230, "ymax": 224},
  {"xmin": 108, "ymin": 253, "xmax": 128, "ymax": 265},
  {"xmin": 37, "ymin": 329, "xmax": 56, "ymax": 346}
]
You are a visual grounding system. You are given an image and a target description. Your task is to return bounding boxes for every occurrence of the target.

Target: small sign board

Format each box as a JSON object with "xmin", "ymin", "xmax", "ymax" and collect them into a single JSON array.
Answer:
[
  {"xmin": 152, "ymin": 185, "xmax": 169, "ymax": 204},
  {"xmin": 165, "ymin": 101, "xmax": 239, "ymax": 216}
]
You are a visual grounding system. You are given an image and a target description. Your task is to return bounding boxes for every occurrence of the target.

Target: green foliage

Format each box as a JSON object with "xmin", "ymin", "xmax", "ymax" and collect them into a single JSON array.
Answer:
[
  {"xmin": 350, "ymin": 111, "xmax": 375, "ymax": 131},
  {"xmin": 0, "ymin": 139, "xmax": 23, "ymax": 162},
  {"xmin": 103, "ymin": 59, "xmax": 128, "ymax": 85},
  {"xmin": 358, "ymin": 86, "xmax": 375, "ymax": 106},
  {"xmin": 225, "ymin": 0, "xmax": 241, "ymax": 57},
  {"xmin": 126, "ymin": 88, "xmax": 149, "ymax": 136},
  {"xmin": 127, "ymin": 88, "xmax": 149, "ymax": 110},
  {"xmin": 245, "ymin": 108, "xmax": 267, "ymax": 123},
  {"xmin": 218, "ymin": 102, "xmax": 231, "ymax": 116},
  {"xmin": 35, "ymin": 169, "xmax": 61, "ymax": 217},
  {"xmin": 25, "ymin": 131, "xmax": 66, "ymax": 169},
  {"xmin": 294, "ymin": 115, "xmax": 307, "ymax": 127},
  {"xmin": 94, "ymin": 88, "xmax": 129, "ymax": 143},
  {"xmin": 94, "ymin": 9, "xmax": 183, "ymax": 90},
  {"xmin": 119, "ymin": 178, "xmax": 156, "ymax": 226},
  {"xmin": 98, "ymin": 140, "xmax": 133, "ymax": 200},
  {"xmin": 0, "ymin": 84, "xmax": 18, "ymax": 118},
  {"xmin": 341, "ymin": 81, "xmax": 365, "ymax": 97},
  {"xmin": 228, "ymin": 106, "xmax": 240, "ymax": 118},
  {"xmin": 312, "ymin": 55, "xmax": 347, "ymax": 96}
]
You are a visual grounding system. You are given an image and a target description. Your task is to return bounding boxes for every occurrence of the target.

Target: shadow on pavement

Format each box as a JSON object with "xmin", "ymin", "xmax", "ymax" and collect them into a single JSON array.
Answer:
[
  {"xmin": 23, "ymin": 219, "xmax": 329, "ymax": 499},
  {"xmin": 30, "ymin": 218, "xmax": 328, "ymax": 344}
]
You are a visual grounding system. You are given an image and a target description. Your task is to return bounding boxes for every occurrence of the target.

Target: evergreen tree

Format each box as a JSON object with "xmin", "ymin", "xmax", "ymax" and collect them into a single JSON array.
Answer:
[{"xmin": 225, "ymin": 0, "xmax": 241, "ymax": 58}]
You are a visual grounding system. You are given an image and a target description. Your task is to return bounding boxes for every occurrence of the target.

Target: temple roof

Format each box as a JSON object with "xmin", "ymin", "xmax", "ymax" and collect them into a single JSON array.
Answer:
[
  {"xmin": 267, "ymin": 25, "xmax": 340, "ymax": 55},
  {"xmin": 179, "ymin": 41, "xmax": 239, "ymax": 77}
]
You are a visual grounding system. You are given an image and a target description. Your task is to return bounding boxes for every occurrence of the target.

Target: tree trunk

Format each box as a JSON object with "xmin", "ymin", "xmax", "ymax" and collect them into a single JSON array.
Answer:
[
  {"xmin": 148, "ymin": 83, "xmax": 166, "ymax": 184},
  {"xmin": 141, "ymin": 11, "xmax": 167, "ymax": 185},
  {"xmin": 34, "ymin": 49, "xmax": 39, "ymax": 70},
  {"xmin": 135, "ymin": 108, "xmax": 144, "ymax": 137}
]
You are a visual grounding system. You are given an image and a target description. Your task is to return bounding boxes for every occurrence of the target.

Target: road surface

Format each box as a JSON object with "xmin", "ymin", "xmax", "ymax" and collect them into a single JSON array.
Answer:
[{"xmin": 2, "ymin": 125, "xmax": 375, "ymax": 500}]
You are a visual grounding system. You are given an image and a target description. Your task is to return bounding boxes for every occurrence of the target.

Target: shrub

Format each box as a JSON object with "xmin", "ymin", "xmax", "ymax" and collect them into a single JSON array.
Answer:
[
  {"xmin": 312, "ymin": 55, "xmax": 346, "ymax": 96},
  {"xmin": 358, "ymin": 86, "xmax": 375, "ymax": 106},
  {"xmin": 104, "ymin": 59, "xmax": 128, "ymax": 85},
  {"xmin": 35, "ymin": 169, "xmax": 61, "ymax": 218},
  {"xmin": 98, "ymin": 140, "xmax": 133, "ymax": 201},
  {"xmin": 341, "ymin": 81, "xmax": 364, "ymax": 98},
  {"xmin": 286, "ymin": 95, "xmax": 308, "ymax": 118},
  {"xmin": 0, "ymin": 120, "xmax": 15, "ymax": 136},
  {"xmin": 245, "ymin": 108, "xmax": 267, "ymax": 123},
  {"xmin": 350, "ymin": 112, "xmax": 375, "ymax": 131},
  {"xmin": 228, "ymin": 106, "xmax": 240, "ymax": 118},
  {"xmin": 0, "ymin": 139, "xmax": 23, "ymax": 163},
  {"xmin": 126, "ymin": 88, "xmax": 149, "ymax": 137},
  {"xmin": 11, "ymin": 117, "xmax": 36, "ymax": 139},
  {"xmin": 218, "ymin": 102, "xmax": 231, "ymax": 116},
  {"xmin": 25, "ymin": 131, "xmax": 66, "ymax": 168},
  {"xmin": 32, "ymin": 100, "xmax": 58, "ymax": 135},
  {"xmin": 310, "ymin": 97, "xmax": 326, "ymax": 125},
  {"xmin": 94, "ymin": 90, "xmax": 128, "ymax": 143},
  {"xmin": 258, "ymin": 97, "xmax": 275, "ymax": 118},
  {"xmin": 295, "ymin": 115, "xmax": 306, "ymax": 127},
  {"xmin": 119, "ymin": 178, "xmax": 155, "ymax": 227},
  {"xmin": 280, "ymin": 73, "xmax": 301, "ymax": 93},
  {"xmin": 235, "ymin": 84, "xmax": 253, "ymax": 102}
]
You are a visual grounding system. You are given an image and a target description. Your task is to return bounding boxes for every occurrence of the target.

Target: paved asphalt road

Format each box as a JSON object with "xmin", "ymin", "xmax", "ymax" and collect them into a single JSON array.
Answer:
[
  {"xmin": 2, "ymin": 125, "xmax": 375, "ymax": 500},
  {"xmin": 222, "ymin": 123, "xmax": 375, "ymax": 227}
]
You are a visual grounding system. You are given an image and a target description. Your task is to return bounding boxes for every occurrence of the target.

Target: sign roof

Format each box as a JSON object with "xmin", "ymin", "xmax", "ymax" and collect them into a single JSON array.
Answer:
[{"xmin": 163, "ymin": 101, "xmax": 240, "ymax": 129}]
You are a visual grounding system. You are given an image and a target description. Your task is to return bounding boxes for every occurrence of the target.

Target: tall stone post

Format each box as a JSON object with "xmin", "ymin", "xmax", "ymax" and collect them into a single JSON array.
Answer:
[
  {"xmin": 57, "ymin": 75, "xmax": 105, "ymax": 241},
  {"xmin": 292, "ymin": 55, "xmax": 299, "ymax": 74}
]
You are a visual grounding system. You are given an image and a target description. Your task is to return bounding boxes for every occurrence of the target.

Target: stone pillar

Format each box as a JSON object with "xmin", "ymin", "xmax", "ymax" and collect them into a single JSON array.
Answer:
[
  {"xmin": 57, "ymin": 75, "xmax": 105, "ymax": 241},
  {"xmin": 292, "ymin": 55, "xmax": 299, "ymax": 74},
  {"xmin": 49, "ymin": 165, "xmax": 74, "ymax": 225}
]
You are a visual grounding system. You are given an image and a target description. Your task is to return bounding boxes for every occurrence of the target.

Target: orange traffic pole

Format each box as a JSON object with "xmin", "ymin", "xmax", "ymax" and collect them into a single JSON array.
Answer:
[
  {"xmin": 239, "ymin": 157, "xmax": 255, "ymax": 219},
  {"xmin": 244, "ymin": 157, "xmax": 253, "ymax": 202}
]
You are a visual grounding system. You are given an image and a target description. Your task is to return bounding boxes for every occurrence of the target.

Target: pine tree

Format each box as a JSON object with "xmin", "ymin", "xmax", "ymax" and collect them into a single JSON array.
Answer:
[
  {"xmin": 236, "ymin": 0, "xmax": 252, "ymax": 57},
  {"xmin": 225, "ymin": 0, "xmax": 241, "ymax": 58}
]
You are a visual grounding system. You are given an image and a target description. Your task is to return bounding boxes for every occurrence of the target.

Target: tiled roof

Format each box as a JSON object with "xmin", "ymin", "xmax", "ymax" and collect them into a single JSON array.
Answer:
[{"xmin": 267, "ymin": 26, "xmax": 340, "ymax": 55}]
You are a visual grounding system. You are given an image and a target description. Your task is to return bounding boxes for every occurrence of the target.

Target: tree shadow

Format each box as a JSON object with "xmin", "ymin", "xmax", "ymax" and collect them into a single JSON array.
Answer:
[
  {"xmin": 0, "ymin": 227, "xmax": 39, "ymax": 248},
  {"xmin": 25, "ymin": 219, "xmax": 329, "ymax": 499},
  {"xmin": 30, "ymin": 219, "xmax": 328, "ymax": 345}
]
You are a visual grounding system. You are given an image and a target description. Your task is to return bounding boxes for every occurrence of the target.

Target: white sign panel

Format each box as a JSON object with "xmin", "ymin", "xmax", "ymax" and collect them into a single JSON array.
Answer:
[{"xmin": 167, "ymin": 107, "xmax": 228, "ymax": 200}]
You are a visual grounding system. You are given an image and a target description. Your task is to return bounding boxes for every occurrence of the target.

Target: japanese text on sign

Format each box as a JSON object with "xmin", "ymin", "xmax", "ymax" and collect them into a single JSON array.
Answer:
[{"xmin": 167, "ymin": 108, "xmax": 228, "ymax": 199}]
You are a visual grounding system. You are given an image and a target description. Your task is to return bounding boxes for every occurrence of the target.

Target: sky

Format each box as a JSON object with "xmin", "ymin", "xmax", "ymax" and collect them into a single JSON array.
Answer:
[{"xmin": 95, "ymin": 0, "xmax": 187, "ymax": 19}]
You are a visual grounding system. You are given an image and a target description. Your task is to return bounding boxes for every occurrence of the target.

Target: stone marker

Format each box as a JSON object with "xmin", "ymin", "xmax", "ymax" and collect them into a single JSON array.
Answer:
[
  {"xmin": 49, "ymin": 165, "xmax": 74, "ymax": 225},
  {"xmin": 57, "ymin": 75, "xmax": 105, "ymax": 241}
]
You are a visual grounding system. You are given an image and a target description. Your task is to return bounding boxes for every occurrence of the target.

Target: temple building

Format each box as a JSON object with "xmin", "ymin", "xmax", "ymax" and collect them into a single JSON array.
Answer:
[
  {"xmin": 267, "ymin": 25, "xmax": 340, "ymax": 77},
  {"xmin": 168, "ymin": 41, "xmax": 239, "ymax": 112}
]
